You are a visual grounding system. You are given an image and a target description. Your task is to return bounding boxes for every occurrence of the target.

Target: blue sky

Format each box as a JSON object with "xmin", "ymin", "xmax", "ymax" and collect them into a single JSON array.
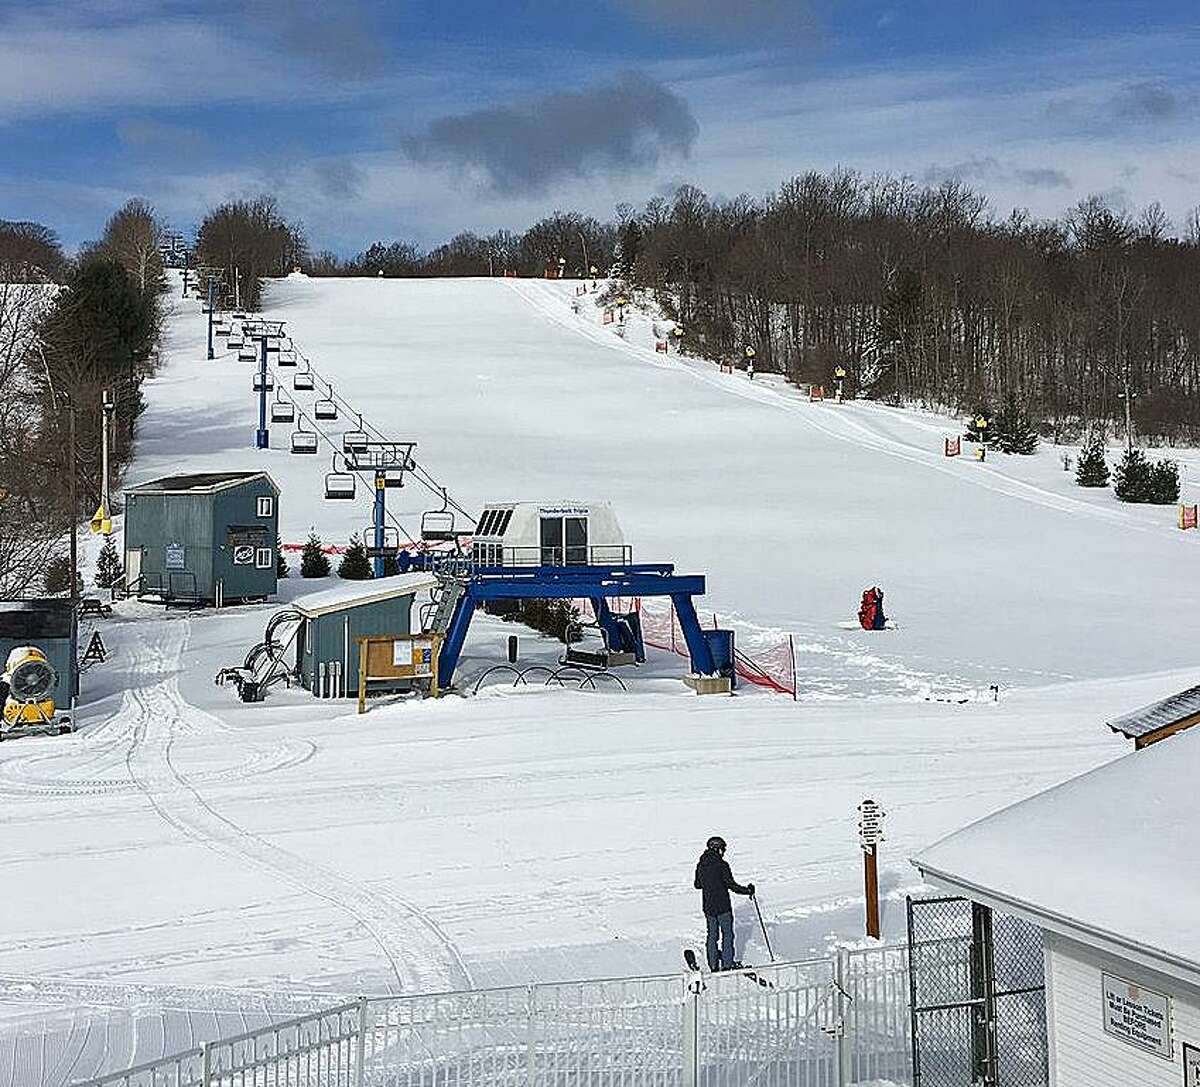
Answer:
[{"xmin": 2, "ymin": 1, "xmax": 1198, "ymax": 254}]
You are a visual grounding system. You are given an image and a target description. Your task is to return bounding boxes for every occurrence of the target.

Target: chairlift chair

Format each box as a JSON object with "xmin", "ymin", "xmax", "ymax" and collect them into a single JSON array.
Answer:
[
  {"xmin": 227, "ymin": 334, "xmax": 244, "ymax": 349},
  {"xmin": 270, "ymin": 398, "xmax": 295, "ymax": 423},
  {"xmin": 363, "ymin": 525, "xmax": 401, "ymax": 557},
  {"xmin": 314, "ymin": 397, "xmax": 338, "ymax": 421},
  {"xmin": 324, "ymin": 470, "xmax": 356, "ymax": 500},
  {"xmin": 252, "ymin": 372, "xmax": 274, "ymax": 392},
  {"xmin": 421, "ymin": 490, "xmax": 458, "ymax": 541},
  {"xmin": 294, "ymin": 370, "xmax": 315, "ymax": 392},
  {"xmin": 383, "ymin": 468, "xmax": 405, "ymax": 488},
  {"xmin": 215, "ymin": 325, "xmax": 231, "ymax": 338},
  {"xmin": 266, "ymin": 335, "xmax": 282, "ymax": 353},
  {"xmin": 343, "ymin": 421, "xmax": 368, "ymax": 454},
  {"xmin": 239, "ymin": 345, "xmax": 259, "ymax": 363},
  {"xmin": 233, "ymin": 312, "xmax": 247, "ymax": 321},
  {"xmin": 290, "ymin": 428, "xmax": 319, "ymax": 454},
  {"xmin": 278, "ymin": 348, "xmax": 297, "ymax": 366}
]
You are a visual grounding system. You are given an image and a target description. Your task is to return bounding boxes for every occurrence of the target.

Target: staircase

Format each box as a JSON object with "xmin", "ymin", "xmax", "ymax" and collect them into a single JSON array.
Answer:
[{"xmin": 426, "ymin": 577, "xmax": 467, "ymax": 634}]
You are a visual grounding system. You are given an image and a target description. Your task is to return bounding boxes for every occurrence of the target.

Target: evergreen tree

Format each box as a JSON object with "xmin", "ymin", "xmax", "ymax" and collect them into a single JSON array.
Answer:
[
  {"xmin": 1075, "ymin": 431, "xmax": 1110, "ymax": 487},
  {"xmin": 381, "ymin": 552, "xmax": 400, "ymax": 577},
  {"xmin": 44, "ymin": 555, "xmax": 82, "ymax": 595},
  {"xmin": 1114, "ymin": 448, "xmax": 1154, "ymax": 502},
  {"xmin": 993, "ymin": 396, "xmax": 1039, "ymax": 454},
  {"xmin": 276, "ymin": 536, "xmax": 289, "ymax": 578},
  {"xmin": 1149, "ymin": 459, "xmax": 1181, "ymax": 504},
  {"xmin": 613, "ymin": 219, "xmax": 642, "ymax": 281},
  {"xmin": 338, "ymin": 535, "xmax": 373, "ymax": 580},
  {"xmin": 300, "ymin": 531, "xmax": 331, "ymax": 578},
  {"xmin": 95, "ymin": 535, "xmax": 123, "ymax": 588}
]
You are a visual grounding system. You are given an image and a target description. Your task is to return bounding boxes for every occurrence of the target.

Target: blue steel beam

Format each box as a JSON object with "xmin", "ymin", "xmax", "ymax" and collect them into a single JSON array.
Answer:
[{"xmin": 435, "ymin": 565, "xmax": 710, "ymax": 688}]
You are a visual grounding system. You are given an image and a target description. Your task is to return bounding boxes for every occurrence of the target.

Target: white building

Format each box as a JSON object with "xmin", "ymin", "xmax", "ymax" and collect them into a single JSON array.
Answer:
[{"xmin": 912, "ymin": 726, "xmax": 1200, "ymax": 1087}]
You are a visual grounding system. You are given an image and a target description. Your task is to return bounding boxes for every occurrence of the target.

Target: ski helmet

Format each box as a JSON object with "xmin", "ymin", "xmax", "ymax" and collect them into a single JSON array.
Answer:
[{"xmin": 706, "ymin": 835, "xmax": 727, "ymax": 852}]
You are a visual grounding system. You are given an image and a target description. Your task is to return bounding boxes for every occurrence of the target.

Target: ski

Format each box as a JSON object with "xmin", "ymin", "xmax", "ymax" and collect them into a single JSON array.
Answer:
[{"xmin": 684, "ymin": 948, "xmax": 773, "ymax": 988}]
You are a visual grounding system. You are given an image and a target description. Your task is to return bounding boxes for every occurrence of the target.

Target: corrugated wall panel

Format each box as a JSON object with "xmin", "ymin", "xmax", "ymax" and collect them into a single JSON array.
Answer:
[{"xmin": 1046, "ymin": 931, "xmax": 1200, "ymax": 1086}]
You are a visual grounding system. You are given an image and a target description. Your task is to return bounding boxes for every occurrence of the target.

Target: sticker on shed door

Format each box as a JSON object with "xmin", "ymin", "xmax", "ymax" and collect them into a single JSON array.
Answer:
[{"xmin": 233, "ymin": 545, "xmax": 255, "ymax": 565}]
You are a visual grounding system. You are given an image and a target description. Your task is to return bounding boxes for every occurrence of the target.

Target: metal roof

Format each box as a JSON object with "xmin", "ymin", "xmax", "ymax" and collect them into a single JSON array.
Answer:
[
  {"xmin": 1107, "ymin": 682, "xmax": 1200, "ymax": 739},
  {"xmin": 129, "ymin": 471, "xmax": 278, "ymax": 496},
  {"xmin": 291, "ymin": 574, "xmax": 439, "ymax": 619}
]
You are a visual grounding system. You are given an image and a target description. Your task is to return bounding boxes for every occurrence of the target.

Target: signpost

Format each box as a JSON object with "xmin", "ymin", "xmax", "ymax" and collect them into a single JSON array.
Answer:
[{"xmin": 858, "ymin": 798, "xmax": 885, "ymax": 939}]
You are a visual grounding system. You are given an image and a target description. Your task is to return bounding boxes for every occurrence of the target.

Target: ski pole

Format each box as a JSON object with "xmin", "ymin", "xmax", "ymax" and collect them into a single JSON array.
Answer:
[{"xmin": 752, "ymin": 892, "xmax": 775, "ymax": 962}]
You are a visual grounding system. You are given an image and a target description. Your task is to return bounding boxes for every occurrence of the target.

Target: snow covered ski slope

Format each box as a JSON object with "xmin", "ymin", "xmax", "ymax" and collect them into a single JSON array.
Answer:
[
  {"xmin": 1, "ymin": 272, "xmax": 1194, "ymax": 1084},
  {"xmin": 140, "ymin": 272, "xmax": 1200, "ymax": 693}
]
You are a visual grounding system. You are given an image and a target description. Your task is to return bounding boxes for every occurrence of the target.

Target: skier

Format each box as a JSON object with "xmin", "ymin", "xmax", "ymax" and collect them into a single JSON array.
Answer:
[{"xmin": 694, "ymin": 836, "xmax": 755, "ymax": 971}]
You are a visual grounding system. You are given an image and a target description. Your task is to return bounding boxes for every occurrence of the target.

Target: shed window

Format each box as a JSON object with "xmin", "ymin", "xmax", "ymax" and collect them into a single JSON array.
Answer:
[
  {"xmin": 255, "ymin": 547, "xmax": 272, "ymax": 569},
  {"xmin": 256, "ymin": 496, "xmax": 274, "ymax": 518}
]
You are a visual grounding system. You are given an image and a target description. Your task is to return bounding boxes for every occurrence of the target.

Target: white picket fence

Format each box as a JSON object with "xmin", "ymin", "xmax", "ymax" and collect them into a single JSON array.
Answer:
[{"xmin": 75, "ymin": 945, "xmax": 921, "ymax": 1087}]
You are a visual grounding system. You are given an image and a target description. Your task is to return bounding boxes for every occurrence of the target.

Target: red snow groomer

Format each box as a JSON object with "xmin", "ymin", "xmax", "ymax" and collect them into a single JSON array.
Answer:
[{"xmin": 858, "ymin": 587, "xmax": 888, "ymax": 631}]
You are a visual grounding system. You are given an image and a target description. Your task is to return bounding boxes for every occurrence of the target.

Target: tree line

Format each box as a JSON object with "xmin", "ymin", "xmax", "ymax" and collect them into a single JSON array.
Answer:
[
  {"xmin": 302, "ymin": 172, "xmax": 1200, "ymax": 446},
  {"xmin": 0, "ymin": 200, "xmax": 167, "ymax": 595}
]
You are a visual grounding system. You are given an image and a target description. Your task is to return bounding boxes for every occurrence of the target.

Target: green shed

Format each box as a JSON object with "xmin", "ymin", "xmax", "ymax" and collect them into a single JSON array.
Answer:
[
  {"xmin": 0, "ymin": 598, "xmax": 79, "ymax": 715},
  {"xmin": 292, "ymin": 574, "xmax": 439, "ymax": 697},
  {"xmin": 124, "ymin": 471, "xmax": 280, "ymax": 606}
]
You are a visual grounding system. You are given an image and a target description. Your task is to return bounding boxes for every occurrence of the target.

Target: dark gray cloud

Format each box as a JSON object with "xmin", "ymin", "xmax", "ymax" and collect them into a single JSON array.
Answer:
[
  {"xmin": 246, "ymin": 0, "xmax": 384, "ymax": 78},
  {"xmin": 1111, "ymin": 80, "xmax": 1180, "ymax": 122},
  {"xmin": 1047, "ymin": 80, "xmax": 1189, "ymax": 131},
  {"xmin": 613, "ymin": 0, "xmax": 821, "ymax": 34},
  {"xmin": 1012, "ymin": 166, "xmax": 1071, "ymax": 189},
  {"xmin": 403, "ymin": 71, "xmax": 698, "ymax": 195},
  {"xmin": 924, "ymin": 157, "xmax": 1071, "ymax": 190},
  {"xmin": 312, "ymin": 158, "xmax": 365, "ymax": 201}
]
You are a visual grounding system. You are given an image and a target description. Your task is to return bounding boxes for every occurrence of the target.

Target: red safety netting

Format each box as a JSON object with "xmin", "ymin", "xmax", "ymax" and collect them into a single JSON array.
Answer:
[{"xmin": 589, "ymin": 596, "xmax": 796, "ymax": 698}]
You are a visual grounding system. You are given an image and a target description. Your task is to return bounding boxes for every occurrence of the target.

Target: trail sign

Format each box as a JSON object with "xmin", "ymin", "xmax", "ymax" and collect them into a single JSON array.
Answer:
[{"xmin": 858, "ymin": 798, "xmax": 886, "ymax": 849}]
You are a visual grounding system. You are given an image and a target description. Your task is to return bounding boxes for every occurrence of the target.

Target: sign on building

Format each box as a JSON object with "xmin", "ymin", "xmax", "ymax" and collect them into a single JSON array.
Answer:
[
  {"xmin": 1101, "ymin": 972, "xmax": 1172, "ymax": 1059},
  {"xmin": 232, "ymin": 545, "xmax": 255, "ymax": 566},
  {"xmin": 1185, "ymin": 1043, "xmax": 1200, "ymax": 1087},
  {"xmin": 165, "ymin": 543, "xmax": 185, "ymax": 570}
]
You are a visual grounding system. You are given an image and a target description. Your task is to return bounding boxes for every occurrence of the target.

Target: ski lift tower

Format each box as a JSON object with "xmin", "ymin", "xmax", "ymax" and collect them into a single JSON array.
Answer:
[
  {"xmin": 251, "ymin": 320, "xmax": 287, "ymax": 449},
  {"xmin": 198, "ymin": 267, "xmax": 226, "ymax": 360},
  {"xmin": 343, "ymin": 441, "xmax": 416, "ymax": 576}
]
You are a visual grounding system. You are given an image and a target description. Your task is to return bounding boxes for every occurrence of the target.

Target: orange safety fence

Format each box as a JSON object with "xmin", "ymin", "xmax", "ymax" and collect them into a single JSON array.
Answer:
[{"xmin": 584, "ymin": 596, "xmax": 796, "ymax": 697}]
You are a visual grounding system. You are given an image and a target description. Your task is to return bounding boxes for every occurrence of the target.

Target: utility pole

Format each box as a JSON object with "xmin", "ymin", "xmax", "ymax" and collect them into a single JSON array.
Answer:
[
  {"xmin": 1119, "ymin": 379, "xmax": 1137, "ymax": 453},
  {"xmin": 578, "ymin": 232, "xmax": 590, "ymax": 279},
  {"xmin": 101, "ymin": 389, "xmax": 113, "ymax": 516},
  {"xmin": 255, "ymin": 332, "xmax": 269, "ymax": 449},
  {"xmin": 207, "ymin": 276, "xmax": 216, "ymax": 360},
  {"xmin": 68, "ymin": 405, "xmax": 78, "ymax": 602}
]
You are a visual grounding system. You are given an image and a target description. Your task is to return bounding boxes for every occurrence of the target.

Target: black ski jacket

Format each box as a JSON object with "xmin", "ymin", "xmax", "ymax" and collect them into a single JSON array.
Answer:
[{"xmin": 694, "ymin": 849, "xmax": 752, "ymax": 917}]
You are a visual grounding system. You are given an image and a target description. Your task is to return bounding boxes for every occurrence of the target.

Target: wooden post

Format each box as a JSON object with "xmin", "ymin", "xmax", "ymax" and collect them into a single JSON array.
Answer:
[
  {"xmin": 864, "ymin": 844, "xmax": 880, "ymax": 939},
  {"xmin": 357, "ymin": 637, "xmax": 368, "ymax": 714}
]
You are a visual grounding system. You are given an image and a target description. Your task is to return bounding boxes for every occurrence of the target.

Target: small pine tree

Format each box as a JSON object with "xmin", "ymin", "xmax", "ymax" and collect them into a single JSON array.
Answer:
[
  {"xmin": 1114, "ymin": 448, "xmax": 1153, "ymax": 502},
  {"xmin": 276, "ymin": 536, "xmax": 289, "ymax": 579},
  {"xmin": 95, "ymin": 535, "xmax": 123, "ymax": 588},
  {"xmin": 1149, "ymin": 459, "xmax": 1181, "ymax": 504},
  {"xmin": 338, "ymin": 535, "xmax": 373, "ymax": 580},
  {"xmin": 381, "ymin": 552, "xmax": 400, "ymax": 577},
  {"xmin": 44, "ymin": 555, "xmax": 82, "ymax": 595},
  {"xmin": 1075, "ymin": 430, "xmax": 1110, "ymax": 487},
  {"xmin": 993, "ymin": 396, "xmax": 1039, "ymax": 455},
  {"xmin": 300, "ymin": 531, "xmax": 331, "ymax": 578}
]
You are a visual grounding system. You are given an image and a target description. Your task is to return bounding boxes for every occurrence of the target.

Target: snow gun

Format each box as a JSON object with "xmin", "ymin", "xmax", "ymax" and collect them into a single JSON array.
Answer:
[{"xmin": 2, "ymin": 646, "xmax": 60, "ymax": 728}]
